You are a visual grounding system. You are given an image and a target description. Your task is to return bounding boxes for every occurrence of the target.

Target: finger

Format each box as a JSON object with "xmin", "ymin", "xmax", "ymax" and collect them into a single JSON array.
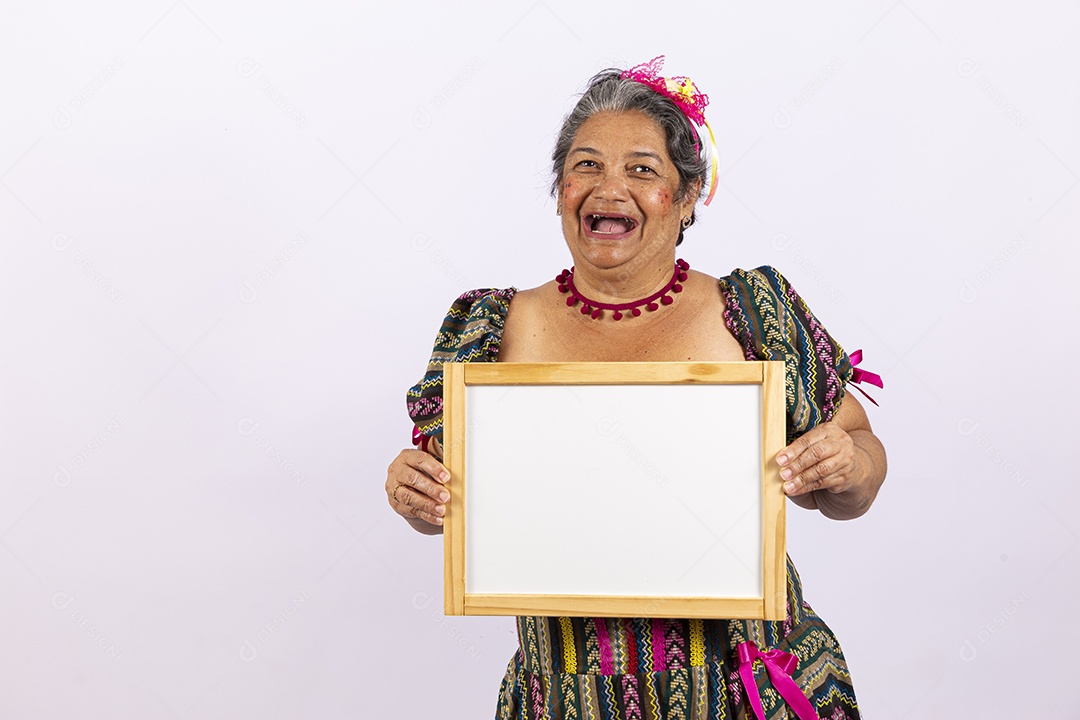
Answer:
[
  {"xmin": 784, "ymin": 456, "xmax": 838, "ymax": 495},
  {"xmin": 783, "ymin": 443, "xmax": 859, "ymax": 496},
  {"xmin": 393, "ymin": 484, "xmax": 445, "ymax": 525},
  {"xmin": 387, "ymin": 448, "xmax": 446, "ymax": 491},
  {"xmin": 394, "ymin": 450, "xmax": 451, "ymax": 503},
  {"xmin": 403, "ymin": 448, "xmax": 451, "ymax": 485},
  {"xmin": 779, "ymin": 435, "xmax": 835, "ymax": 479},
  {"xmin": 776, "ymin": 428, "xmax": 823, "ymax": 469},
  {"xmin": 411, "ymin": 500, "xmax": 445, "ymax": 526},
  {"xmin": 398, "ymin": 466, "xmax": 451, "ymax": 505}
]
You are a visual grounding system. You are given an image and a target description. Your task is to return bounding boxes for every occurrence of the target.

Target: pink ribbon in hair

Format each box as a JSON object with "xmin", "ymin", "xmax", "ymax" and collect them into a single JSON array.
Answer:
[
  {"xmin": 620, "ymin": 55, "xmax": 720, "ymax": 206},
  {"xmin": 619, "ymin": 55, "xmax": 710, "ymax": 126},
  {"xmin": 848, "ymin": 348, "xmax": 884, "ymax": 407},
  {"xmin": 736, "ymin": 642, "xmax": 818, "ymax": 720}
]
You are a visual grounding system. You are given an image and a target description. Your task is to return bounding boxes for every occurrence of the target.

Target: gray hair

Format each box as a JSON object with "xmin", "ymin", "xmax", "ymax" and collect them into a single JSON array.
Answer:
[{"xmin": 550, "ymin": 69, "xmax": 710, "ymax": 245}]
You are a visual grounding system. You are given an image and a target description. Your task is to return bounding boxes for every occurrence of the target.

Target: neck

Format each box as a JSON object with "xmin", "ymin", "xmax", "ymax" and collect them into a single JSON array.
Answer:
[
  {"xmin": 558, "ymin": 256, "xmax": 689, "ymax": 322},
  {"xmin": 569, "ymin": 254, "xmax": 678, "ymax": 304}
]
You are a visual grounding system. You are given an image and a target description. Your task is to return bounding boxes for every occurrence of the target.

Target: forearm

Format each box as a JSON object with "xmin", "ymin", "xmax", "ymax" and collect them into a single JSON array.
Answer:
[{"xmin": 812, "ymin": 428, "xmax": 887, "ymax": 520}]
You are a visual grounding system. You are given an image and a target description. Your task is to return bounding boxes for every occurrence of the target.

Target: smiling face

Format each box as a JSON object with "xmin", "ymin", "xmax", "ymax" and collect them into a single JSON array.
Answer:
[{"xmin": 558, "ymin": 110, "xmax": 699, "ymax": 275}]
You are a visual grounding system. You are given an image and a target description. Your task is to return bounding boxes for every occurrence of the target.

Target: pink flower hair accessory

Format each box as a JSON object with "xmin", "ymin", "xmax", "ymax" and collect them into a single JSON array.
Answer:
[{"xmin": 620, "ymin": 55, "xmax": 720, "ymax": 206}]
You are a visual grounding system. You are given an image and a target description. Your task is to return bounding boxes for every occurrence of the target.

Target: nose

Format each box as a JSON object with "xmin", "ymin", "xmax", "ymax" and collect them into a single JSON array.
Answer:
[{"xmin": 592, "ymin": 169, "xmax": 629, "ymax": 201}]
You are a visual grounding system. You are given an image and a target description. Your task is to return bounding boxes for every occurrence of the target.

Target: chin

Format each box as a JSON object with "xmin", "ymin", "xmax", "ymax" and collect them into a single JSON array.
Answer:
[{"xmin": 571, "ymin": 238, "xmax": 642, "ymax": 268}]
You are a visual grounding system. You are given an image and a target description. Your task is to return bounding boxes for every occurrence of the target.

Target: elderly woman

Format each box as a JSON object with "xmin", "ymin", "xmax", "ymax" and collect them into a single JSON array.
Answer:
[{"xmin": 386, "ymin": 57, "xmax": 886, "ymax": 720}]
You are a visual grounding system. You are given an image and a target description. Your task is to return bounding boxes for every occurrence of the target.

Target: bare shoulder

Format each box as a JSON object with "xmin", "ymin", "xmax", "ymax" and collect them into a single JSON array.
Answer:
[
  {"xmin": 667, "ymin": 268, "xmax": 745, "ymax": 360},
  {"xmin": 506, "ymin": 282, "xmax": 550, "ymax": 307},
  {"xmin": 503, "ymin": 281, "xmax": 555, "ymax": 325},
  {"xmin": 682, "ymin": 268, "xmax": 727, "ymax": 312},
  {"xmin": 499, "ymin": 281, "xmax": 559, "ymax": 361}
]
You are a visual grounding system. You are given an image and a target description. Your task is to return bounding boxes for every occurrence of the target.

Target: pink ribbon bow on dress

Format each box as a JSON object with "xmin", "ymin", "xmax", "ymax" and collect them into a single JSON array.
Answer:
[
  {"xmin": 848, "ymin": 348, "xmax": 884, "ymax": 407},
  {"xmin": 411, "ymin": 425, "xmax": 431, "ymax": 452},
  {"xmin": 736, "ymin": 641, "xmax": 819, "ymax": 720}
]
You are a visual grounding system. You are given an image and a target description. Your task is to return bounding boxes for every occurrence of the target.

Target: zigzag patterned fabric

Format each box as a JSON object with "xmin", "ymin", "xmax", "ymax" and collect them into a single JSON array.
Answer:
[
  {"xmin": 406, "ymin": 267, "xmax": 860, "ymax": 719},
  {"xmin": 406, "ymin": 288, "xmax": 517, "ymax": 441},
  {"xmin": 719, "ymin": 266, "xmax": 854, "ymax": 443}
]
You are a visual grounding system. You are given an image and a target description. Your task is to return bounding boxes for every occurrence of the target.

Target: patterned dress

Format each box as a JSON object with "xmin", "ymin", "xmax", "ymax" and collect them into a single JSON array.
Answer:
[{"xmin": 407, "ymin": 266, "xmax": 861, "ymax": 720}]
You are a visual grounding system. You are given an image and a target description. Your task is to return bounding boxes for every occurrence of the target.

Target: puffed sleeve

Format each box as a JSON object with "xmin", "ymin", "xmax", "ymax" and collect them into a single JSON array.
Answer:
[
  {"xmin": 405, "ymin": 288, "xmax": 517, "ymax": 445},
  {"xmin": 718, "ymin": 266, "xmax": 853, "ymax": 442}
]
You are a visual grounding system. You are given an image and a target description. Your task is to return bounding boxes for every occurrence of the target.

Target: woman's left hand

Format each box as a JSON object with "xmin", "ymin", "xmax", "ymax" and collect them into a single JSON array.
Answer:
[
  {"xmin": 777, "ymin": 422, "xmax": 864, "ymax": 497},
  {"xmin": 776, "ymin": 393, "xmax": 887, "ymax": 520}
]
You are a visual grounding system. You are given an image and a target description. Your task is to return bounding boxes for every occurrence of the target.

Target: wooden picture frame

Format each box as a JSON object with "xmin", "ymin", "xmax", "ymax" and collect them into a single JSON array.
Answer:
[{"xmin": 442, "ymin": 361, "xmax": 787, "ymax": 620}]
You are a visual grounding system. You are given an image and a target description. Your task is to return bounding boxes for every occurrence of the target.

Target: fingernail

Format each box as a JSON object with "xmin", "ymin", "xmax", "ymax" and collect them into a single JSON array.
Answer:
[
  {"xmin": 784, "ymin": 482, "xmax": 796, "ymax": 494},
  {"xmin": 434, "ymin": 517, "xmax": 443, "ymax": 525},
  {"xmin": 439, "ymin": 471, "xmax": 450, "ymax": 482},
  {"xmin": 438, "ymin": 490, "xmax": 450, "ymax": 502},
  {"xmin": 780, "ymin": 468, "xmax": 792, "ymax": 480},
  {"xmin": 777, "ymin": 454, "xmax": 789, "ymax": 465},
  {"xmin": 434, "ymin": 505, "xmax": 445, "ymax": 516}
]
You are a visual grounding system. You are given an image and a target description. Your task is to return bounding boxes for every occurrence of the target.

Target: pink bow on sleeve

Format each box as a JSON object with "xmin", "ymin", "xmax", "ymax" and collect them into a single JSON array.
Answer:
[
  {"xmin": 848, "ymin": 348, "xmax": 883, "ymax": 407},
  {"xmin": 411, "ymin": 425, "xmax": 431, "ymax": 452}
]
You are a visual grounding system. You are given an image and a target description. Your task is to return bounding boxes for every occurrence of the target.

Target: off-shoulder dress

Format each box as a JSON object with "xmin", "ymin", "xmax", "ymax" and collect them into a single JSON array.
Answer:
[{"xmin": 406, "ymin": 267, "xmax": 861, "ymax": 720}]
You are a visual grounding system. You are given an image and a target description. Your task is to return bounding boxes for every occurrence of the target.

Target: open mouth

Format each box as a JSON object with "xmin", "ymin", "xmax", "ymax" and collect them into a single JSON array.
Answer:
[{"xmin": 583, "ymin": 213, "xmax": 638, "ymax": 238}]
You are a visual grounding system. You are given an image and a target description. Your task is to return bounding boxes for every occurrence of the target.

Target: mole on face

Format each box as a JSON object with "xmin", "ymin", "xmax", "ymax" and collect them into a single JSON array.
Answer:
[{"xmin": 561, "ymin": 178, "xmax": 585, "ymax": 205}]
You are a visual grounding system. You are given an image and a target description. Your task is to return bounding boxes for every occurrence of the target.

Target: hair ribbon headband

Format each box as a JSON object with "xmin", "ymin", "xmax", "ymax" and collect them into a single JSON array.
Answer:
[{"xmin": 620, "ymin": 55, "xmax": 719, "ymax": 206}]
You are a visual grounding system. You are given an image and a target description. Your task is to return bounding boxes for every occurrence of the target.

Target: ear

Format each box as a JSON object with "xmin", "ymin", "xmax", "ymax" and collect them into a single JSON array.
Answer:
[{"xmin": 679, "ymin": 178, "xmax": 703, "ymax": 210}]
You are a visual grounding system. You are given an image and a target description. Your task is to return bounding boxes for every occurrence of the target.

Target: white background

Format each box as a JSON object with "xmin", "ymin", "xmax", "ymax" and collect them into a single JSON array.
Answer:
[{"xmin": 1, "ymin": 1, "xmax": 1076, "ymax": 718}]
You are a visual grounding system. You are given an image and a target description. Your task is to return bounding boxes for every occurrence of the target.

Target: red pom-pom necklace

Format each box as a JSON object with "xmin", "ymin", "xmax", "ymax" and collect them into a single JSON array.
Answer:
[{"xmin": 556, "ymin": 259, "xmax": 689, "ymax": 321}]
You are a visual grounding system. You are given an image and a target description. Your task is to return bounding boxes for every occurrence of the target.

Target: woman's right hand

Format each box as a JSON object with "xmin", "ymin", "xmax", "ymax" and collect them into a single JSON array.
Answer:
[{"xmin": 386, "ymin": 446, "xmax": 450, "ymax": 533}]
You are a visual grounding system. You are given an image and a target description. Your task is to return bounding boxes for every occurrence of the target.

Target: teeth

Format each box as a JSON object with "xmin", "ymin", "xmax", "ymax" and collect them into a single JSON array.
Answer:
[
  {"xmin": 588, "ymin": 214, "xmax": 634, "ymax": 224},
  {"xmin": 587, "ymin": 214, "xmax": 637, "ymax": 233}
]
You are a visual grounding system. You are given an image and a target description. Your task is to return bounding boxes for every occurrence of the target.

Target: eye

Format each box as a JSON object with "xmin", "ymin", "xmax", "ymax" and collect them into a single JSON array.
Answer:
[
  {"xmin": 632, "ymin": 164, "xmax": 656, "ymax": 174},
  {"xmin": 574, "ymin": 159, "xmax": 598, "ymax": 169}
]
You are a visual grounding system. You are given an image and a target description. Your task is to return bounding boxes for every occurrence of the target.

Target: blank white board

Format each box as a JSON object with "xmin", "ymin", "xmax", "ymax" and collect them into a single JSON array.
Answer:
[
  {"xmin": 465, "ymin": 384, "xmax": 762, "ymax": 597},
  {"xmin": 442, "ymin": 362, "xmax": 787, "ymax": 620}
]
